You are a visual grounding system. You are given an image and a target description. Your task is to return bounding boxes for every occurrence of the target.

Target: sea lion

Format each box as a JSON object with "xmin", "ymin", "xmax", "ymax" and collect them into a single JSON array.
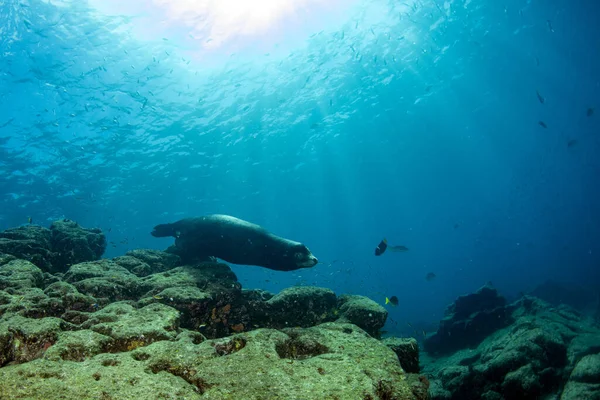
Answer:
[{"xmin": 151, "ymin": 214, "xmax": 318, "ymax": 271}]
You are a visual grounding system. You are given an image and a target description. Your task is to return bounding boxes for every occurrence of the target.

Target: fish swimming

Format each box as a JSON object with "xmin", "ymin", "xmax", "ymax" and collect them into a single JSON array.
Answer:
[
  {"xmin": 587, "ymin": 108, "xmax": 594, "ymax": 117},
  {"xmin": 374, "ymin": 238, "xmax": 408, "ymax": 256},
  {"xmin": 375, "ymin": 239, "xmax": 388, "ymax": 256},
  {"xmin": 425, "ymin": 272, "xmax": 436, "ymax": 281},
  {"xmin": 536, "ymin": 90, "xmax": 545, "ymax": 104},
  {"xmin": 539, "ymin": 121, "xmax": 548, "ymax": 128},
  {"xmin": 385, "ymin": 296, "xmax": 399, "ymax": 306}
]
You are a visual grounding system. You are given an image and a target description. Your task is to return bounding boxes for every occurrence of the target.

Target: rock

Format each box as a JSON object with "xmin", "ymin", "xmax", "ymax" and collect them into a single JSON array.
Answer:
[
  {"xmin": 80, "ymin": 302, "xmax": 179, "ymax": 352},
  {"xmin": 64, "ymin": 260, "xmax": 140, "ymax": 301},
  {"xmin": 0, "ymin": 315, "xmax": 68, "ymax": 366},
  {"xmin": 383, "ymin": 337, "xmax": 420, "ymax": 373},
  {"xmin": 44, "ymin": 330, "xmax": 114, "ymax": 362},
  {"xmin": 569, "ymin": 353, "xmax": 600, "ymax": 383},
  {"xmin": 424, "ymin": 283, "xmax": 512, "ymax": 355},
  {"xmin": 0, "ymin": 253, "xmax": 16, "ymax": 266},
  {"xmin": 0, "ymin": 322, "xmax": 424, "ymax": 400},
  {"xmin": 0, "ymin": 226, "xmax": 54, "ymax": 271},
  {"xmin": 422, "ymin": 292, "xmax": 600, "ymax": 400},
  {"xmin": 0, "ymin": 221, "xmax": 106, "ymax": 273},
  {"xmin": 114, "ymin": 249, "xmax": 181, "ymax": 277},
  {"xmin": 336, "ymin": 294, "xmax": 388, "ymax": 337},
  {"xmin": 49, "ymin": 219, "xmax": 106, "ymax": 272},
  {"xmin": 257, "ymin": 286, "xmax": 337, "ymax": 329},
  {"xmin": 0, "ymin": 259, "xmax": 44, "ymax": 292},
  {"xmin": 561, "ymin": 353, "xmax": 600, "ymax": 400},
  {"xmin": 568, "ymin": 333, "xmax": 600, "ymax": 366},
  {"xmin": 43, "ymin": 281, "xmax": 99, "ymax": 314},
  {"xmin": 138, "ymin": 263, "xmax": 243, "ymax": 338},
  {"xmin": 501, "ymin": 364, "xmax": 542, "ymax": 399}
]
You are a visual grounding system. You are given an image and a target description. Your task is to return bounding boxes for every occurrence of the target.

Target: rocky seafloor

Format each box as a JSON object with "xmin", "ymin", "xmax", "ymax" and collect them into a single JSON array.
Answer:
[
  {"xmin": 422, "ymin": 284, "xmax": 600, "ymax": 400},
  {"xmin": 0, "ymin": 220, "xmax": 428, "ymax": 400},
  {"xmin": 1, "ymin": 220, "xmax": 599, "ymax": 400}
]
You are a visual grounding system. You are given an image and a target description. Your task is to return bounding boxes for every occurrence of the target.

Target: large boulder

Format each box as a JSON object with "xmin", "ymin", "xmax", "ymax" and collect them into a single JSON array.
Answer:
[
  {"xmin": 251, "ymin": 286, "xmax": 337, "ymax": 329},
  {"xmin": 0, "ymin": 220, "xmax": 106, "ymax": 273},
  {"xmin": 561, "ymin": 353, "xmax": 600, "ymax": 400},
  {"xmin": 424, "ymin": 283, "xmax": 512, "ymax": 355},
  {"xmin": 49, "ymin": 219, "xmax": 106, "ymax": 272},
  {"xmin": 336, "ymin": 294, "xmax": 388, "ymax": 337},
  {"xmin": 0, "ymin": 226, "xmax": 54, "ymax": 271}
]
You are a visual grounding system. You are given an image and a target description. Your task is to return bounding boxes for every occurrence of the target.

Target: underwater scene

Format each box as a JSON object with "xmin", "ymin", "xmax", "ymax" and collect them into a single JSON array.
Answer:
[{"xmin": 1, "ymin": 0, "xmax": 599, "ymax": 399}]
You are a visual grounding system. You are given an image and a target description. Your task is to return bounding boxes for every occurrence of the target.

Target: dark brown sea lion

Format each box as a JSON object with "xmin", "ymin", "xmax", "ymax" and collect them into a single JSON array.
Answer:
[{"xmin": 151, "ymin": 214, "xmax": 318, "ymax": 271}]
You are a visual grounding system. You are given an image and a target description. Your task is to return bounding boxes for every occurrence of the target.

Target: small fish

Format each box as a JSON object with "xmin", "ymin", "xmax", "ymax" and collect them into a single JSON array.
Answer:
[
  {"xmin": 425, "ymin": 272, "xmax": 437, "ymax": 281},
  {"xmin": 388, "ymin": 245, "xmax": 409, "ymax": 252},
  {"xmin": 539, "ymin": 121, "xmax": 548, "ymax": 128},
  {"xmin": 27, "ymin": 217, "xmax": 32, "ymax": 224},
  {"xmin": 453, "ymin": 223, "xmax": 460, "ymax": 230},
  {"xmin": 385, "ymin": 296, "xmax": 399, "ymax": 306},
  {"xmin": 536, "ymin": 90, "xmax": 545, "ymax": 104},
  {"xmin": 546, "ymin": 20, "xmax": 554, "ymax": 33},
  {"xmin": 587, "ymin": 108, "xmax": 594, "ymax": 117},
  {"xmin": 567, "ymin": 139, "xmax": 578, "ymax": 148},
  {"xmin": 375, "ymin": 238, "xmax": 388, "ymax": 256},
  {"xmin": 422, "ymin": 330, "xmax": 427, "ymax": 338},
  {"xmin": 152, "ymin": 295, "xmax": 163, "ymax": 300}
]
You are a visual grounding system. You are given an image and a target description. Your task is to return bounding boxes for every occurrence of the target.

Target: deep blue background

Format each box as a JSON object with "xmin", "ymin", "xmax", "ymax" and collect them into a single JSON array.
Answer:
[{"xmin": 1, "ymin": 0, "xmax": 599, "ymax": 335}]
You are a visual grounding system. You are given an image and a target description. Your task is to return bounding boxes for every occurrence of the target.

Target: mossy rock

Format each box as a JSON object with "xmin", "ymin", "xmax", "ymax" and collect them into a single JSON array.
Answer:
[
  {"xmin": 0, "ymin": 322, "xmax": 426, "ymax": 400},
  {"xmin": 44, "ymin": 330, "xmax": 115, "ymax": 362},
  {"xmin": 336, "ymin": 294, "xmax": 387, "ymax": 337},
  {"xmin": 81, "ymin": 302, "xmax": 179, "ymax": 351},
  {"xmin": 0, "ymin": 259, "xmax": 44, "ymax": 292},
  {"xmin": 64, "ymin": 261, "xmax": 140, "ymax": 301}
]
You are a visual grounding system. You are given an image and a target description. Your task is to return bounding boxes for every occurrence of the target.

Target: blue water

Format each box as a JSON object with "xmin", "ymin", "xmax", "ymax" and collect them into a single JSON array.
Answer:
[{"xmin": 1, "ymin": 0, "xmax": 599, "ymax": 336}]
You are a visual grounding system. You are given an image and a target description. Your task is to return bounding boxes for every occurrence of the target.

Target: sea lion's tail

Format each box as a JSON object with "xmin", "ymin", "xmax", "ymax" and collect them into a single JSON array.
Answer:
[{"xmin": 151, "ymin": 223, "xmax": 176, "ymax": 238}]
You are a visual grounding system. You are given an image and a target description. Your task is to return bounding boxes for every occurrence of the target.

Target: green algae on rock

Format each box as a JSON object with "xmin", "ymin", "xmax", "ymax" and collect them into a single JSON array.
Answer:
[
  {"xmin": 336, "ymin": 294, "xmax": 388, "ymax": 337},
  {"xmin": 0, "ymin": 322, "xmax": 428, "ymax": 400},
  {"xmin": 0, "ymin": 220, "xmax": 427, "ymax": 399},
  {"xmin": 0, "ymin": 220, "xmax": 106, "ymax": 273},
  {"xmin": 81, "ymin": 302, "xmax": 180, "ymax": 351},
  {"xmin": 114, "ymin": 249, "xmax": 182, "ymax": 277}
]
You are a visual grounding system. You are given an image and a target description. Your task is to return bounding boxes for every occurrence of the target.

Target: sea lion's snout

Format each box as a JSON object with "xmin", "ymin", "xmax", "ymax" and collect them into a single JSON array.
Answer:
[{"xmin": 297, "ymin": 253, "xmax": 318, "ymax": 268}]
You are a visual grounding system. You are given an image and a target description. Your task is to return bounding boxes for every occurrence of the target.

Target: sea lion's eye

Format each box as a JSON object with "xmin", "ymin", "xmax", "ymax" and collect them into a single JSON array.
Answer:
[{"xmin": 294, "ymin": 252, "xmax": 303, "ymax": 260}]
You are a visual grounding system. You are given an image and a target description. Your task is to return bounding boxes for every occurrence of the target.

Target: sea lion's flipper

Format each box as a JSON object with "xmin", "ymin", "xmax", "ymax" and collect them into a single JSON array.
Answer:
[{"xmin": 151, "ymin": 223, "xmax": 176, "ymax": 238}]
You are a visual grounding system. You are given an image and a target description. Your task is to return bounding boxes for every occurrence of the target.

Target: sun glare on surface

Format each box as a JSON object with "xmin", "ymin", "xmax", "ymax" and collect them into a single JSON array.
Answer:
[
  {"xmin": 89, "ymin": 0, "xmax": 356, "ymax": 56},
  {"xmin": 155, "ymin": 0, "xmax": 303, "ymax": 42}
]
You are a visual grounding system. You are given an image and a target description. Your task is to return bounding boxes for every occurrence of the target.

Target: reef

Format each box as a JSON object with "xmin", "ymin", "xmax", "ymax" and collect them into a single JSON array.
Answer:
[
  {"xmin": 423, "ymin": 283, "xmax": 513, "ymax": 356},
  {"xmin": 0, "ymin": 222, "xmax": 428, "ymax": 400},
  {"xmin": 422, "ymin": 284, "xmax": 600, "ymax": 400}
]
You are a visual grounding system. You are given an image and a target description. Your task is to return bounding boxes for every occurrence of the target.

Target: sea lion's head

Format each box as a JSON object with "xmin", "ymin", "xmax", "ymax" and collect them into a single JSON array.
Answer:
[
  {"xmin": 292, "ymin": 244, "xmax": 319, "ymax": 269},
  {"xmin": 151, "ymin": 223, "xmax": 176, "ymax": 238}
]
